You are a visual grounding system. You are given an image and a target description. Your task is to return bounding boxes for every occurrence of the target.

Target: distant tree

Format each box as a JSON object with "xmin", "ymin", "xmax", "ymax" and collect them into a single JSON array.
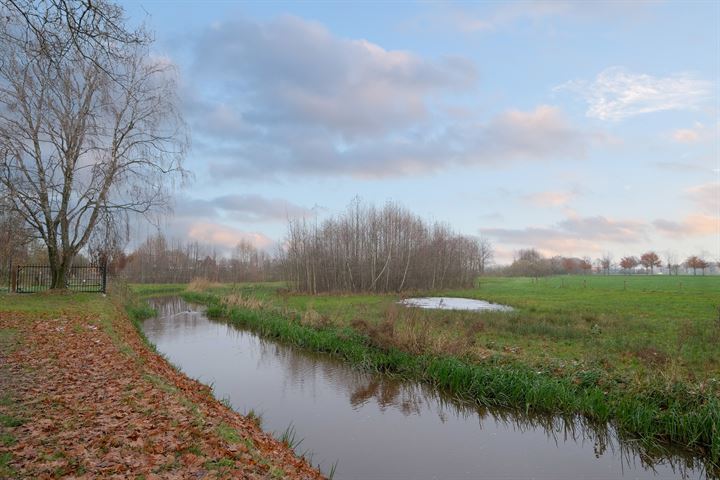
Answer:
[
  {"xmin": 599, "ymin": 253, "xmax": 612, "ymax": 275},
  {"xmin": 0, "ymin": 194, "xmax": 38, "ymax": 277},
  {"xmin": 561, "ymin": 257, "xmax": 580, "ymax": 274},
  {"xmin": 685, "ymin": 256, "xmax": 709, "ymax": 276},
  {"xmin": 580, "ymin": 257, "xmax": 593, "ymax": 274},
  {"xmin": 663, "ymin": 251, "xmax": 679, "ymax": 275},
  {"xmin": 478, "ymin": 238, "xmax": 494, "ymax": 275},
  {"xmin": 697, "ymin": 258, "xmax": 710, "ymax": 275},
  {"xmin": 508, "ymin": 249, "xmax": 551, "ymax": 277},
  {"xmin": 684, "ymin": 256, "xmax": 700, "ymax": 275},
  {"xmin": 619, "ymin": 256, "xmax": 639, "ymax": 273},
  {"xmin": 640, "ymin": 251, "xmax": 661, "ymax": 274}
]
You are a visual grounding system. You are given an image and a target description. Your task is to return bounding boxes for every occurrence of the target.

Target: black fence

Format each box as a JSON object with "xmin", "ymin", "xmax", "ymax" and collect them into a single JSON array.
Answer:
[{"xmin": 12, "ymin": 265, "xmax": 106, "ymax": 293}]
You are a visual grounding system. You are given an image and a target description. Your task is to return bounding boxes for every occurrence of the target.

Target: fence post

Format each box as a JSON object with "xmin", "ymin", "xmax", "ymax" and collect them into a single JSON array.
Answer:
[
  {"xmin": 101, "ymin": 263, "xmax": 107, "ymax": 293},
  {"xmin": 11, "ymin": 266, "xmax": 18, "ymax": 293}
]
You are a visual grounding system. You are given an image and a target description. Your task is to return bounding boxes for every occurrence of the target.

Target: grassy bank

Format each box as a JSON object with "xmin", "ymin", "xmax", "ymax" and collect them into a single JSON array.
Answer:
[
  {"xmin": 0, "ymin": 289, "xmax": 323, "ymax": 479},
  {"xmin": 170, "ymin": 276, "xmax": 719, "ymax": 472}
]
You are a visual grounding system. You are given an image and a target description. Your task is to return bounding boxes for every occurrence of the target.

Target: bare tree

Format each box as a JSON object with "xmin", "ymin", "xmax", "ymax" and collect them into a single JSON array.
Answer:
[
  {"xmin": 281, "ymin": 200, "xmax": 484, "ymax": 293},
  {"xmin": 507, "ymin": 248, "xmax": 551, "ymax": 277},
  {"xmin": 0, "ymin": 0, "xmax": 149, "ymax": 74},
  {"xmin": 663, "ymin": 250, "xmax": 679, "ymax": 275},
  {"xmin": 478, "ymin": 237, "xmax": 494, "ymax": 275},
  {"xmin": 0, "ymin": 1, "xmax": 187, "ymax": 288},
  {"xmin": 599, "ymin": 253, "xmax": 612, "ymax": 275},
  {"xmin": 639, "ymin": 251, "xmax": 661, "ymax": 275}
]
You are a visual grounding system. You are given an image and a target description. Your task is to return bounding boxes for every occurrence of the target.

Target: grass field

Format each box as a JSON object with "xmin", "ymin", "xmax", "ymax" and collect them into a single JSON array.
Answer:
[
  {"xmin": 149, "ymin": 275, "xmax": 720, "ymax": 383},
  {"xmin": 140, "ymin": 275, "xmax": 720, "ymax": 470}
]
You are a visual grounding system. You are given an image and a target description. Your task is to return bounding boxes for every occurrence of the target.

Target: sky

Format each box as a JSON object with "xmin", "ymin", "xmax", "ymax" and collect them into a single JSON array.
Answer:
[{"xmin": 119, "ymin": 0, "xmax": 719, "ymax": 264}]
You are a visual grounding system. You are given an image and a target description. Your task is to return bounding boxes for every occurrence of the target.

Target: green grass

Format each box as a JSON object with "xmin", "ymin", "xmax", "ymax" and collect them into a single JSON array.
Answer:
[
  {"xmin": 0, "ymin": 291, "xmax": 111, "ymax": 316},
  {"xmin": 250, "ymin": 275, "xmax": 720, "ymax": 383},
  {"xmin": 216, "ymin": 422, "xmax": 242, "ymax": 443},
  {"xmin": 178, "ymin": 275, "xmax": 720, "ymax": 470}
]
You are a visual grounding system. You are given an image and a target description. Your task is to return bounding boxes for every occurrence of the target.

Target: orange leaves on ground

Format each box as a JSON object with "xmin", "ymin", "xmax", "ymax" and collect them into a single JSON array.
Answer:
[{"xmin": 0, "ymin": 308, "xmax": 323, "ymax": 479}]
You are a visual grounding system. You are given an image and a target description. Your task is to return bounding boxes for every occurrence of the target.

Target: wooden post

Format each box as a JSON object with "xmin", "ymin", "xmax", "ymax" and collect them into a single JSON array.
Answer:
[
  {"xmin": 11, "ymin": 266, "xmax": 18, "ymax": 293},
  {"xmin": 101, "ymin": 263, "xmax": 107, "ymax": 294}
]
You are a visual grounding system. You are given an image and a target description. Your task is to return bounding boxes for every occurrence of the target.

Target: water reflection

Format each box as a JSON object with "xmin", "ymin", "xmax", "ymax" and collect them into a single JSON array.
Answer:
[{"xmin": 144, "ymin": 296, "xmax": 712, "ymax": 480}]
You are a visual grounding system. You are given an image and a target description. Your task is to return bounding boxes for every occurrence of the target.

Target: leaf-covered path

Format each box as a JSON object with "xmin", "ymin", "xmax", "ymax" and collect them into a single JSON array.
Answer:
[{"xmin": 0, "ymin": 294, "xmax": 324, "ymax": 479}]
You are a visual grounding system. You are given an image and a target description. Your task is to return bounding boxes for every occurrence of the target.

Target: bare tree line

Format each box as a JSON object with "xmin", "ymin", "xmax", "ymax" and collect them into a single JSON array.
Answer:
[
  {"xmin": 500, "ymin": 248, "xmax": 719, "ymax": 277},
  {"xmin": 280, "ymin": 200, "xmax": 493, "ymax": 293},
  {"xmin": 120, "ymin": 234, "xmax": 277, "ymax": 283}
]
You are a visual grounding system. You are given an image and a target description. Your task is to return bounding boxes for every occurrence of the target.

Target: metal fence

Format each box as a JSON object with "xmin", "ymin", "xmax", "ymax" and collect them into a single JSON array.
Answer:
[{"xmin": 12, "ymin": 265, "xmax": 106, "ymax": 293}]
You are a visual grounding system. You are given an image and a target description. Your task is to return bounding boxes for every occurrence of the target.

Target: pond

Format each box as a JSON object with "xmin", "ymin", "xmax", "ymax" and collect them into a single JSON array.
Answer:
[
  {"xmin": 399, "ymin": 296, "xmax": 513, "ymax": 312},
  {"xmin": 142, "ymin": 296, "xmax": 708, "ymax": 480}
]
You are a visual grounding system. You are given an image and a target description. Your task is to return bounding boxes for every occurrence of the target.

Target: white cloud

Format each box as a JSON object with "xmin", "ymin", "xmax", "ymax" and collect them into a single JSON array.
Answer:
[
  {"xmin": 557, "ymin": 67, "xmax": 713, "ymax": 121},
  {"xmin": 192, "ymin": 15, "xmax": 476, "ymax": 138},
  {"xmin": 523, "ymin": 190, "xmax": 576, "ymax": 207},
  {"xmin": 204, "ymin": 104, "xmax": 597, "ymax": 180},
  {"xmin": 687, "ymin": 182, "xmax": 720, "ymax": 215},
  {"xmin": 183, "ymin": 15, "xmax": 601, "ymax": 181},
  {"xmin": 174, "ymin": 194, "xmax": 313, "ymax": 223},
  {"xmin": 481, "ymin": 214, "xmax": 650, "ymax": 257},
  {"xmin": 653, "ymin": 215, "xmax": 718, "ymax": 237},
  {"xmin": 671, "ymin": 122, "xmax": 715, "ymax": 143},
  {"xmin": 187, "ymin": 222, "xmax": 273, "ymax": 249}
]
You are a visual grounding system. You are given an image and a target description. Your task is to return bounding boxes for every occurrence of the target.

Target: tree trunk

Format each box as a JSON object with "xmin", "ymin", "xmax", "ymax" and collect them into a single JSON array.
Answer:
[{"xmin": 49, "ymin": 252, "xmax": 73, "ymax": 289}]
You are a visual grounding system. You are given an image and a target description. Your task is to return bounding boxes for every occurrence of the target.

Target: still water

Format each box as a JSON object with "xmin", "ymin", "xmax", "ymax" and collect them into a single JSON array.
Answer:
[
  {"xmin": 399, "ymin": 297, "xmax": 513, "ymax": 312},
  {"xmin": 142, "ymin": 297, "xmax": 708, "ymax": 480}
]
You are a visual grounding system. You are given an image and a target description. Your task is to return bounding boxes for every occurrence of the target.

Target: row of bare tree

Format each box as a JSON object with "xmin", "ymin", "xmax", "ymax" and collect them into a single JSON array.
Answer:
[
  {"xmin": 501, "ymin": 249, "xmax": 718, "ymax": 277},
  {"xmin": 280, "ymin": 200, "xmax": 493, "ymax": 293},
  {"xmin": 120, "ymin": 235, "xmax": 276, "ymax": 283}
]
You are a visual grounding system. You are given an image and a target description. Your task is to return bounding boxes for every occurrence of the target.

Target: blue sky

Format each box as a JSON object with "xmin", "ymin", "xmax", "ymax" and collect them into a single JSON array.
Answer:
[{"xmin": 120, "ymin": 0, "xmax": 719, "ymax": 264}]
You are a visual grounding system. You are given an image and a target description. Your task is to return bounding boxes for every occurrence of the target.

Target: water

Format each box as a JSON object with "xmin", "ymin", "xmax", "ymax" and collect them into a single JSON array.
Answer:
[
  {"xmin": 142, "ymin": 297, "xmax": 708, "ymax": 480},
  {"xmin": 399, "ymin": 296, "xmax": 513, "ymax": 312}
]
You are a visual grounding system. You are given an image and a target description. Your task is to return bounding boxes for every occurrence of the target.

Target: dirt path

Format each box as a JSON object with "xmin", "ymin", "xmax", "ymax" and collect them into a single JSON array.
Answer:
[{"xmin": 0, "ymin": 299, "xmax": 324, "ymax": 479}]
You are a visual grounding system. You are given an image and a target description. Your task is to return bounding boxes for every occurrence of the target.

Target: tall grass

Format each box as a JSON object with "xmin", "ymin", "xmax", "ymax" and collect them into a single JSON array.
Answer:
[{"xmin": 184, "ymin": 290, "xmax": 720, "ymax": 471}]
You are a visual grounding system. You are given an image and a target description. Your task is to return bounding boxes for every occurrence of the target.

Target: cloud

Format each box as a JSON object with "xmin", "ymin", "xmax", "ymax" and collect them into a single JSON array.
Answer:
[
  {"xmin": 411, "ymin": 1, "xmax": 658, "ymax": 34},
  {"xmin": 557, "ymin": 67, "xmax": 713, "ymax": 121},
  {"xmin": 182, "ymin": 15, "xmax": 597, "ymax": 180},
  {"xmin": 213, "ymin": 194, "xmax": 315, "ymax": 222},
  {"xmin": 204, "ymin": 104, "xmax": 596, "ymax": 180},
  {"xmin": 653, "ymin": 214, "xmax": 719, "ymax": 237},
  {"xmin": 186, "ymin": 221, "xmax": 273, "ymax": 249},
  {"xmin": 671, "ymin": 122, "xmax": 715, "ymax": 143},
  {"xmin": 481, "ymin": 214, "xmax": 649, "ymax": 256},
  {"xmin": 652, "ymin": 183, "xmax": 719, "ymax": 238},
  {"xmin": 687, "ymin": 182, "xmax": 719, "ymax": 215},
  {"xmin": 174, "ymin": 194, "xmax": 313, "ymax": 223},
  {"xmin": 673, "ymin": 128, "xmax": 701, "ymax": 143},
  {"xmin": 523, "ymin": 190, "xmax": 576, "ymax": 207},
  {"xmin": 191, "ymin": 15, "xmax": 476, "ymax": 138}
]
